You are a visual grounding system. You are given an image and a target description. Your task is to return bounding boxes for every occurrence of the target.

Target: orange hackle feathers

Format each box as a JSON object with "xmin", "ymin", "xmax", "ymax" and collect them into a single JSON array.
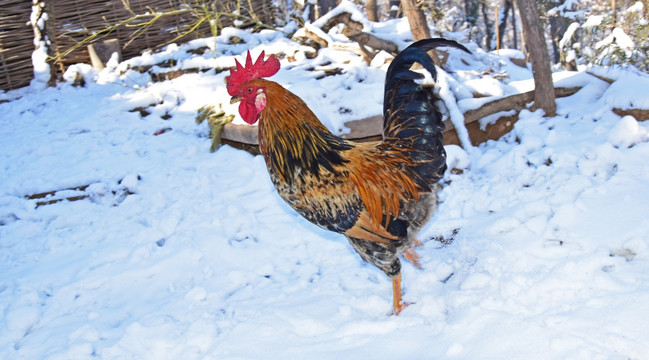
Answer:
[{"xmin": 226, "ymin": 51, "xmax": 280, "ymax": 96}]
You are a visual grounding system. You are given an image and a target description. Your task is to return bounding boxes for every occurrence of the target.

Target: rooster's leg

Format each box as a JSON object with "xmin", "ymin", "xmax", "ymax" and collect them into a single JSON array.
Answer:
[
  {"xmin": 403, "ymin": 240, "xmax": 423, "ymax": 269},
  {"xmin": 391, "ymin": 273, "xmax": 410, "ymax": 315}
]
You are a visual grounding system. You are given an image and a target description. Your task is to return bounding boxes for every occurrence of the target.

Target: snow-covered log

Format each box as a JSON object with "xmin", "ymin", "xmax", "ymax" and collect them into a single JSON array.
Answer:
[{"xmin": 221, "ymin": 86, "xmax": 584, "ymax": 149}]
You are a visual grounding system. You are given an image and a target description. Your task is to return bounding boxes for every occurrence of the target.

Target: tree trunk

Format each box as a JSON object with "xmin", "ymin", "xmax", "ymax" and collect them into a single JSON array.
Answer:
[
  {"xmin": 401, "ymin": 0, "xmax": 431, "ymax": 41},
  {"xmin": 400, "ymin": 0, "xmax": 442, "ymax": 67},
  {"xmin": 549, "ymin": 15, "xmax": 570, "ymax": 63},
  {"xmin": 366, "ymin": 0, "xmax": 379, "ymax": 22},
  {"xmin": 511, "ymin": 3, "xmax": 518, "ymax": 49},
  {"xmin": 464, "ymin": 0, "xmax": 479, "ymax": 26},
  {"xmin": 314, "ymin": 0, "xmax": 339, "ymax": 19},
  {"xmin": 497, "ymin": 0, "xmax": 513, "ymax": 49},
  {"xmin": 481, "ymin": 1, "xmax": 493, "ymax": 50},
  {"xmin": 515, "ymin": 0, "xmax": 556, "ymax": 116},
  {"xmin": 389, "ymin": 0, "xmax": 401, "ymax": 18}
]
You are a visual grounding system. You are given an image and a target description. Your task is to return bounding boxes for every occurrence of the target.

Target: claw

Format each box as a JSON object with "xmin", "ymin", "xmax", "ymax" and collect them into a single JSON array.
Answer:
[{"xmin": 391, "ymin": 300, "xmax": 412, "ymax": 316}]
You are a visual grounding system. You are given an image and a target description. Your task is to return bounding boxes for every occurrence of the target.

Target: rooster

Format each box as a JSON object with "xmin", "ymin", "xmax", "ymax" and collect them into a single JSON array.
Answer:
[{"xmin": 227, "ymin": 38, "xmax": 470, "ymax": 315}]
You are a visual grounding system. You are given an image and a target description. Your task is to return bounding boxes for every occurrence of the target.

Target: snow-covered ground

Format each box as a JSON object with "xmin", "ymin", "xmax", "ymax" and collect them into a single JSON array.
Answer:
[{"xmin": 2, "ymin": 14, "xmax": 649, "ymax": 359}]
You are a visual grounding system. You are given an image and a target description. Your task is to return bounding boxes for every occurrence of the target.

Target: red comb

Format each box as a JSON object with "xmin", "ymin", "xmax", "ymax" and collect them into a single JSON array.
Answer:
[{"xmin": 226, "ymin": 50, "xmax": 280, "ymax": 96}]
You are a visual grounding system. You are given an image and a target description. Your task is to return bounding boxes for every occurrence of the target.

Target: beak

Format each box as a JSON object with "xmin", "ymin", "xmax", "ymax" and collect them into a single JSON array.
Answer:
[{"xmin": 230, "ymin": 95, "xmax": 241, "ymax": 104}]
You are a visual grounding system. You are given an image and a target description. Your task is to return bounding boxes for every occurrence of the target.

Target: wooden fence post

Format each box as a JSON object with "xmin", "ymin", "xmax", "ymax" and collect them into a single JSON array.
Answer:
[{"xmin": 30, "ymin": 0, "xmax": 56, "ymax": 87}]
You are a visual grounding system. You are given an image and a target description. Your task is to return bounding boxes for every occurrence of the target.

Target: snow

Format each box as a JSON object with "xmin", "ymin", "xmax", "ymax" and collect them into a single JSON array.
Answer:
[
  {"xmin": 596, "ymin": 27, "xmax": 635, "ymax": 52},
  {"xmin": 29, "ymin": 1, "xmax": 51, "ymax": 90},
  {"xmin": 2, "ymin": 18, "xmax": 649, "ymax": 360},
  {"xmin": 30, "ymin": 45, "xmax": 50, "ymax": 90},
  {"xmin": 437, "ymin": 70, "xmax": 472, "ymax": 149},
  {"xmin": 312, "ymin": 0, "xmax": 372, "ymax": 31},
  {"xmin": 626, "ymin": 1, "xmax": 644, "ymax": 14},
  {"xmin": 601, "ymin": 70, "xmax": 649, "ymax": 110},
  {"xmin": 559, "ymin": 22, "xmax": 580, "ymax": 51},
  {"xmin": 608, "ymin": 115, "xmax": 649, "ymax": 148},
  {"xmin": 583, "ymin": 15, "xmax": 604, "ymax": 27}
]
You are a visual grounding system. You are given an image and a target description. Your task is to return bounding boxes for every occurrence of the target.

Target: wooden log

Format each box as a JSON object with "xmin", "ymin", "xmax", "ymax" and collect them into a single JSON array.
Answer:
[
  {"xmin": 88, "ymin": 38, "xmax": 122, "ymax": 70},
  {"xmin": 343, "ymin": 29, "xmax": 398, "ymax": 54},
  {"xmin": 613, "ymin": 108, "xmax": 649, "ymax": 121},
  {"xmin": 219, "ymin": 86, "xmax": 583, "ymax": 150},
  {"xmin": 319, "ymin": 12, "xmax": 398, "ymax": 54},
  {"xmin": 341, "ymin": 115, "xmax": 382, "ymax": 140},
  {"xmin": 299, "ymin": 26, "xmax": 363, "ymax": 55},
  {"xmin": 221, "ymin": 122, "xmax": 258, "ymax": 144},
  {"xmin": 463, "ymin": 86, "xmax": 581, "ymax": 124},
  {"xmin": 443, "ymin": 113, "xmax": 518, "ymax": 146},
  {"xmin": 586, "ymin": 71, "xmax": 615, "ymax": 84},
  {"xmin": 302, "ymin": 27, "xmax": 329, "ymax": 48},
  {"xmin": 321, "ymin": 12, "xmax": 362, "ymax": 33}
]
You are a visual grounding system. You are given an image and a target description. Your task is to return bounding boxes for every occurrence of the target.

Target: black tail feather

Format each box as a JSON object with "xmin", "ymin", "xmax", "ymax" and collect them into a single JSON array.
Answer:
[{"xmin": 382, "ymin": 38, "xmax": 471, "ymax": 191}]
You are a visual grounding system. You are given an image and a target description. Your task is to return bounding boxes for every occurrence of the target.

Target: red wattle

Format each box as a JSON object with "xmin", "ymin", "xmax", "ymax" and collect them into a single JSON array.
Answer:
[{"xmin": 239, "ymin": 101, "xmax": 259, "ymax": 125}]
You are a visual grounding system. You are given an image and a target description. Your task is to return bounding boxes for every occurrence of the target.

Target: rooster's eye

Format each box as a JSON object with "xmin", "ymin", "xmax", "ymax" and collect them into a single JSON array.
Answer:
[{"xmin": 247, "ymin": 87, "xmax": 253, "ymax": 93}]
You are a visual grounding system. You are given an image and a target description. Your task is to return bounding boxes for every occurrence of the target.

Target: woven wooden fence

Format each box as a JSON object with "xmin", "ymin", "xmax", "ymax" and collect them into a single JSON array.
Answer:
[
  {"xmin": 0, "ymin": 0, "xmax": 272, "ymax": 92},
  {"xmin": 1, "ymin": 0, "xmax": 35, "ymax": 91}
]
